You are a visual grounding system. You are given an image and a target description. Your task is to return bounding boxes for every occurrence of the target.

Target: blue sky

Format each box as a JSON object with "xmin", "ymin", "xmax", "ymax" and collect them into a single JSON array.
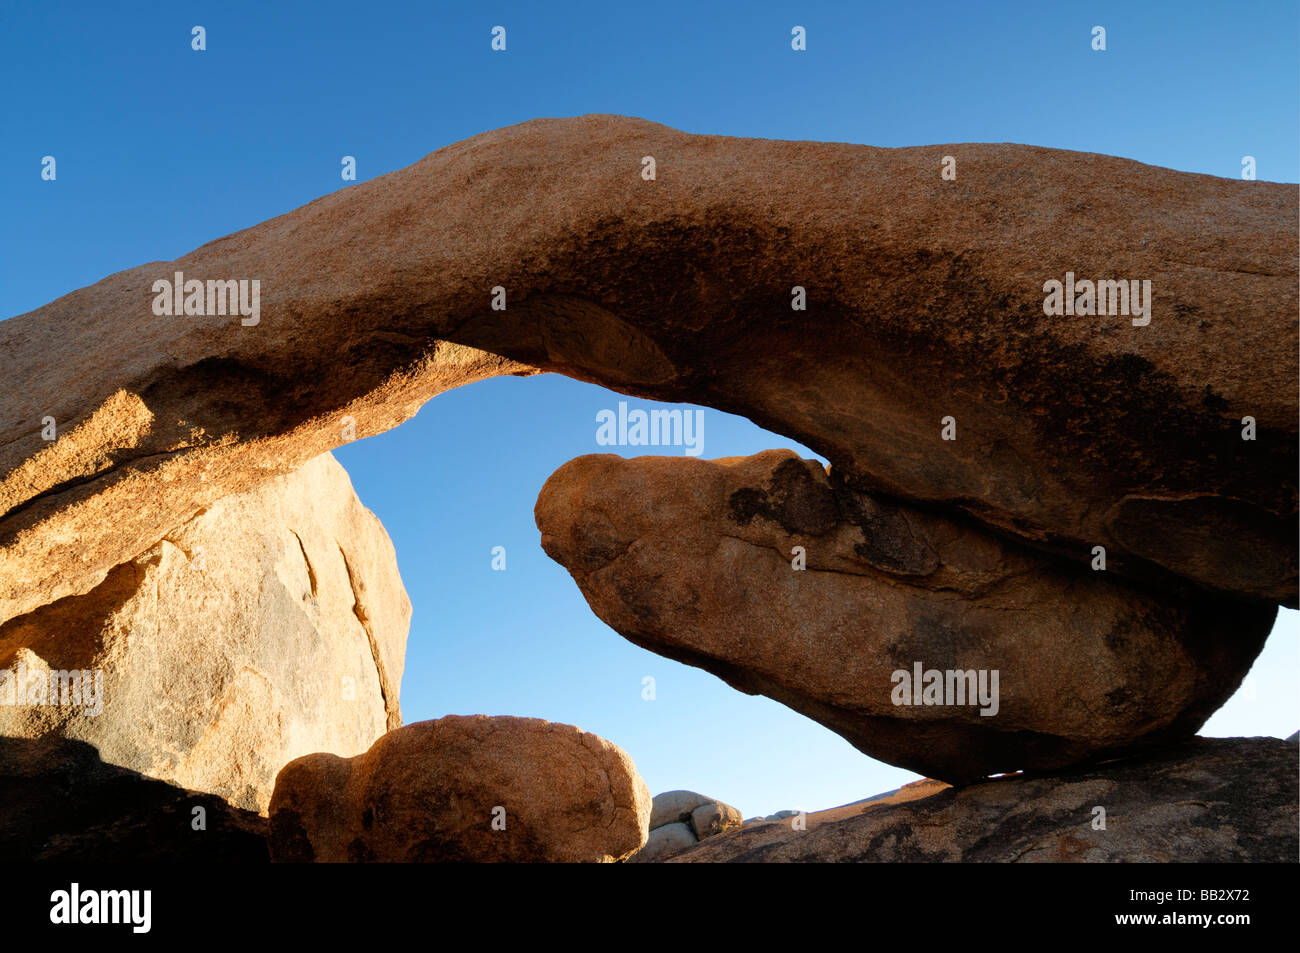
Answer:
[{"xmin": 1, "ymin": 1, "xmax": 1296, "ymax": 815}]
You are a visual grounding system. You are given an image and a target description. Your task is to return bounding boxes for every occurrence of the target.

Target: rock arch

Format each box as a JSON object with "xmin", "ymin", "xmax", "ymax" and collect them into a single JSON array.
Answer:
[{"xmin": 1, "ymin": 115, "xmax": 1294, "ymax": 628}]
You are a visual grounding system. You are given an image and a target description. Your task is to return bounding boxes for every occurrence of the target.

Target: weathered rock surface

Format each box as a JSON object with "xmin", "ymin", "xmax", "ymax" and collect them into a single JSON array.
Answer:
[
  {"xmin": 662, "ymin": 736, "xmax": 1298, "ymax": 862},
  {"xmin": 0, "ymin": 735, "xmax": 268, "ymax": 862},
  {"xmin": 1, "ymin": 116, "xmax": 1294, "ymax": 635},
  {"xmin": 268, "ymin": 715, "xmax": 651, "ymax": 863},
  {"xmin": 0, "ymin": 451, "xmax": 409, "ymax": 813},
  {"xmin": 535, "ymin": 450, "xmax": 1275, "ymax": 782}
]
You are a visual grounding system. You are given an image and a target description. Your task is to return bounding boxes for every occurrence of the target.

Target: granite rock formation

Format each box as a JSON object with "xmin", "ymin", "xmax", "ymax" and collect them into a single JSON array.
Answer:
[
  {"xmin": 0, "ymin": 452, "xmax": 408, "ymax": 812},
  {"xmin": 2, "ymin": 116, "xmax": 1294, "ymax": 863}
]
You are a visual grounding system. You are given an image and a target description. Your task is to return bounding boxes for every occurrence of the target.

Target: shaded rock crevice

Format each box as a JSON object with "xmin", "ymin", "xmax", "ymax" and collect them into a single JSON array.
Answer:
[{"xmin": 337, "ymin": 542, "xmax": 401, "ymax": 731}]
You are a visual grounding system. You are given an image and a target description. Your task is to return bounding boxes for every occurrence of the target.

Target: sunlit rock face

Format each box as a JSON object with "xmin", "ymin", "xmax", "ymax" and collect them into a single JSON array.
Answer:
[{"xmin": 0, "ymin": 452, "xmax": 409, "ymax": 813}]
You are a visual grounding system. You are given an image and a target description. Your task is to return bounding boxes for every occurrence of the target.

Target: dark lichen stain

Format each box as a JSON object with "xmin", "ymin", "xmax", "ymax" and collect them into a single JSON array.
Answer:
[
  {"xmin": 830, "ymin": 471, "xmax": 940, "ymax": 576},
  {"xmin": 726, "ymin": 457, "xmax": 838, "ymax": 536}
]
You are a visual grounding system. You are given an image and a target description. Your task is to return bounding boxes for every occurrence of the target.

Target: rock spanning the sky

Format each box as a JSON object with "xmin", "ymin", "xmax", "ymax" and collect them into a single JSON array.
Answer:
[{"xmin": 1, "ymin": 115, "xmax": 1294, "ymax": 635}]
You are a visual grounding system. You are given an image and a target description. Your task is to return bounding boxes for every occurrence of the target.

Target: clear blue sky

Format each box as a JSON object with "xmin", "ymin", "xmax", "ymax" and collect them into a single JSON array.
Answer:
[{"xmin": 2, "ymin": 1, "xmax": 1295, "ymax": 815}]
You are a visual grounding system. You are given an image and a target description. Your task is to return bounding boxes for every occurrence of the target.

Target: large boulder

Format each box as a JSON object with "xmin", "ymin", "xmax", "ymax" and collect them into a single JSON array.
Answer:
[
  {"xmin": 535, "ymin": 450, "xmax": 1275, "ymax": 783},
  {"xmin": 268, "ymin": 715, "xmax": 651, "ymax": 863},
  {"xmin": 0, "ymin": 451, "xmax": 409, "ymax": 812},
  {"xmin": 663, "ymin": 737, "xmax": 1298, "ymax": 863},
  {"xmin": 0, "ymin": 116, "xmax": 1293, "ymax": 637}
]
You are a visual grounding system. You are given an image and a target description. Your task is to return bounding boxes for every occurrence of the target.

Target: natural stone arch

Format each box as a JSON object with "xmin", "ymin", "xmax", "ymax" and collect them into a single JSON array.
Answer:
[{"xmin": 0, "ymin": 114, "xmax": 1295, "ymax": 628}]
